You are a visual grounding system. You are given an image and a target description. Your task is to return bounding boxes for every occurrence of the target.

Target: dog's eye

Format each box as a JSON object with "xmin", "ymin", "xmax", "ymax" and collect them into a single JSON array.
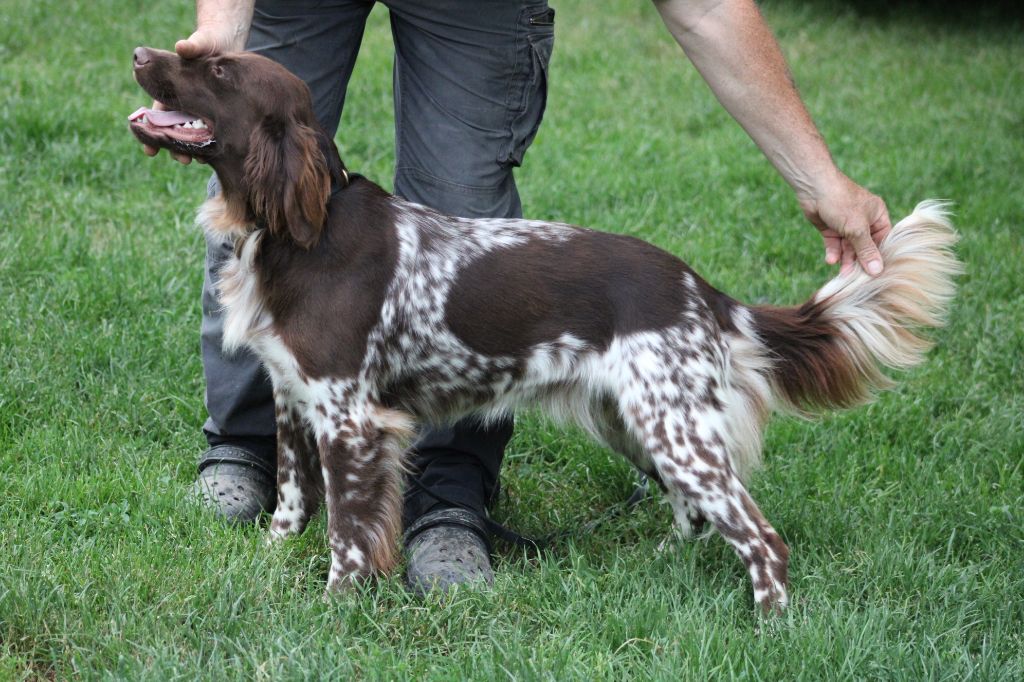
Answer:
[{"xmin": 211, "ymin": 64, "xmax": 226, "ymax": 78}]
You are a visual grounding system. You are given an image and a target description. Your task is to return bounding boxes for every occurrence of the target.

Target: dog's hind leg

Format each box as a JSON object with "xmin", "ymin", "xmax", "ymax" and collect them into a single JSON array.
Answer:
[
  {"xmin": 269, "ymin": 395, "xmax": 323, "ymax": 541},
  {"xmin": 617, "ymin": 391, "xmax": 789, "ymax": 613},
  {"xmin": 594, "ymin": 397, "xmax": 707, "ymax": 538}
]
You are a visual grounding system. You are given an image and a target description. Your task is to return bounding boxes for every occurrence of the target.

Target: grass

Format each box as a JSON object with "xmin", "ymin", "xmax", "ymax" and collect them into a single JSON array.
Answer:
[{"xmin": 1, "ymin": 0, "xmax": 1022, "ymax": 678}]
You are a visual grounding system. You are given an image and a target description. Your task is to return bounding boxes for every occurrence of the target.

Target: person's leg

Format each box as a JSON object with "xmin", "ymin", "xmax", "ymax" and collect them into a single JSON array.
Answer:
[
  {"xmin": 196, "ymin": 0, "xmax": 374, "ymax": 521},
  {"xmin": 386, "ymin": 0, "xmax": 555, "ymax": 590}
]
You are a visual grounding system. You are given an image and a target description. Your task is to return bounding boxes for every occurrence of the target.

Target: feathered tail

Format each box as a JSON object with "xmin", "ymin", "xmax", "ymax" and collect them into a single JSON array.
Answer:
[
  {"xmin": 720, "ymin": 201, "xmax": 961, "ymax": 480},
  {"xmin": 750, "ymin": 200, "xmax": 962, "ymax": 415}
]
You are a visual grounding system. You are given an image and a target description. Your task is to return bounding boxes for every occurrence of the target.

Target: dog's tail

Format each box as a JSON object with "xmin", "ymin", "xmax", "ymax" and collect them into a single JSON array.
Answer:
[
  {"xmin": 742, "ymin": 200, "xmax": 961, "ymax": 418},
  {"xmin": 723, "ymin": 201, "xmax": 960, "ymax": 477}
]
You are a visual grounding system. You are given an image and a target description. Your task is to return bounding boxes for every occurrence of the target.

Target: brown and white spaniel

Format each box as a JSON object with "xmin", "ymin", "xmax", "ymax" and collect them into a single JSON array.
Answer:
[{"xmin": 130, "ymin": 46, "xmax": 960, "ymax": 613}]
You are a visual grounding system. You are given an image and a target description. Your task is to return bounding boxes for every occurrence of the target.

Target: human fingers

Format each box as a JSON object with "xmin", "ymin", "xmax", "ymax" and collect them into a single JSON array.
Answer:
[
  {"xmin": 840, "ymin": 238, "xmax": 856, "ymax": 275},
  {"xmin": 869, "ymin": 205, "xmax": 893, "ymax": 246},
  {"xmin": 175, "ymin": 26, "xmax": 240, "ymax": 60},
  {"xmin": 821, "ymin": 231, "xmax": 842, "ymax": 265},
  {"xmin": 847, "ymin": 218, "xmax": 884, "ymax": 276},
  {"xmin": 175, "ymin": 33, "xmax": 219, "ymax": 60}
]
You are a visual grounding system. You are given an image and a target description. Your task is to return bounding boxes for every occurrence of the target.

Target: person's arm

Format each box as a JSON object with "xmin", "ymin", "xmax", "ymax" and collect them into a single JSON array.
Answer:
[
  {"xmin": 142, "ymin": 0, "xmax": 256, "ymax": 164},
  {"xmin": 653, "ymin": 0, "xmax": 891, "ymax": 275}
]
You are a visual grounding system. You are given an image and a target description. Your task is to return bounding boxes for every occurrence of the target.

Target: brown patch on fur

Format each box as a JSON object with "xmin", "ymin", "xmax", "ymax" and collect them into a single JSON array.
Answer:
[
  {"xmin": 361, "ymin": 409, "xmax": 415, "ymax": 575},
  {"xmin": 446, "ymin": 231, "xmax": 716, "ymax": 357},
  {"xmin": 752, "ymin": 301, "xmax": 871, "ymax": 411}
]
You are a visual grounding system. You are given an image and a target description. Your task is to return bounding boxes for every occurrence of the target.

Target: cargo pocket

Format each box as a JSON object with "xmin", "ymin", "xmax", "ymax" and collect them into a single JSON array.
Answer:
[{"xmin": 499, "ymin": 5, "xmax": 555, "ymax": 167}]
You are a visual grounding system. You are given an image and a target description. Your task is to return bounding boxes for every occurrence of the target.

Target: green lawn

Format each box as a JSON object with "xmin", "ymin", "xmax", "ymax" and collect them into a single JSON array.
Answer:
[{"xmin": 2, "ymin": 0, "xmax": 1022, "ymax": 679}]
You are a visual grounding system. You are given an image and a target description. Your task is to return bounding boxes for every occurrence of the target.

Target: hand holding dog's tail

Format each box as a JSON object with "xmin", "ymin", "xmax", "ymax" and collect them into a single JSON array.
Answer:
[{"xmin": 752, "ymin": 200, "xmax": 962, "ymax": 415}]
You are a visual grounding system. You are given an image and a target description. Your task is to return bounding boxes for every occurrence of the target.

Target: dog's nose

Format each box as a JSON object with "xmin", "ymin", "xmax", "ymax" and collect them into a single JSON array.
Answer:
[{"xmin": 133, "ymin": 47, "xmax": 152, "ymax": 68}]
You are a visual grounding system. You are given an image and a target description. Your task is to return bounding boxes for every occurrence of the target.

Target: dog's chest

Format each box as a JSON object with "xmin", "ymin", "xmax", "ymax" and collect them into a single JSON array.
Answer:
[
  {"xmin": 214, "ymin": 232, "xmax": 312, "ymax": 399},
  {"xmin": 196, "ymin": 198, "xmax": 270, "ymax": 354},
  {"xmin": 216, "ymin": 232, "xmax": 269, "ymax": 352}
]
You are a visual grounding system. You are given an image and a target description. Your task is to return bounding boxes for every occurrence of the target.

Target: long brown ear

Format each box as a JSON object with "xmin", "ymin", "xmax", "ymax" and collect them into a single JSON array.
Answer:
[{"xmin": 244, "ymin": 118, "xmax": 330, "ymax": 249}]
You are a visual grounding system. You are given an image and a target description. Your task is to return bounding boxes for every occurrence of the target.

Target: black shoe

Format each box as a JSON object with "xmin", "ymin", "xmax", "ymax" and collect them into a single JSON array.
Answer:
[
  {"xmin": 403, "ymin": 508, "xmax": 494, "ymax": 596},
  {"xmin": 192, "ymin": 445, "xmax": 276, "ymax": 523}
]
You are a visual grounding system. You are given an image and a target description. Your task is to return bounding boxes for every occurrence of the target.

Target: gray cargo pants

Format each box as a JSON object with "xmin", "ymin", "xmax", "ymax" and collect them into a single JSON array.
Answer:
[{"xmin": 200, "ymin": 0, "xmax": 555, "ymax": 523}]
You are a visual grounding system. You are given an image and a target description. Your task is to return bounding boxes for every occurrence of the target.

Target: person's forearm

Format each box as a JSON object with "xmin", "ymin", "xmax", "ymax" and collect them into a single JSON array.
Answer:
[
  {"xmin": 194, "ymin": 0, "xmax": 255, "ymax": 51},
  {"xmin": 654, "ymin": 0, "xmax": 840, "ymax": 199}
]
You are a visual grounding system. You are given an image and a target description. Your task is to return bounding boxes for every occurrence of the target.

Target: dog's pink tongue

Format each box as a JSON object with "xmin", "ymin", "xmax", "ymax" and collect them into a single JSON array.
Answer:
[{"xmin": 128, "ymin": 107, "xmax": 196, "ymax": 127}]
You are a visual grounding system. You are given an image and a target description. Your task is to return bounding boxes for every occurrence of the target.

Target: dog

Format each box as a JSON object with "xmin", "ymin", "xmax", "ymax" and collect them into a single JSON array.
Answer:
[{"xmin": 130, "ymin": 46, "xmax": 959, "ymax": 612}]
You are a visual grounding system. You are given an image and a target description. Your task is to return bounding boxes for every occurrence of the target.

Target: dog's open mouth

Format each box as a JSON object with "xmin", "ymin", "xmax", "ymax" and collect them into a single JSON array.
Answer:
[{"xmin": 128, "ymin": 106, "xmax": 215, "ymax": 149}]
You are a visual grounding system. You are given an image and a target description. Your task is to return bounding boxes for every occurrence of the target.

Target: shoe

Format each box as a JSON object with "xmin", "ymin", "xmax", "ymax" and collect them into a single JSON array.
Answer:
[
  {"xmin": 192, "ymin": 444, "xmax": 276, "ymax": 523},
  {"xmin": 404, "ymin": 508, "xmax": 494, "ymax": 596}
]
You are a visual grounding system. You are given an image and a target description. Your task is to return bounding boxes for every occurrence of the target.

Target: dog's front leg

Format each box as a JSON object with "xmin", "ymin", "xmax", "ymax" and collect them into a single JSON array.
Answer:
[
  {"xmin": 317, "ymin": 404, "xmax": 409, "ymax": 593},
  {"xmin": 268, "ymin": 394, "xmax": 323, "ymax": 542}
]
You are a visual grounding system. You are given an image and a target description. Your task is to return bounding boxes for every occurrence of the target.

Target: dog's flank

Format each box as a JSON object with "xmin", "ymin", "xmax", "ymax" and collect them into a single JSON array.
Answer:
[{"xmin": 132, "ymin": 47, "xmax": 961, "ymax": 613}]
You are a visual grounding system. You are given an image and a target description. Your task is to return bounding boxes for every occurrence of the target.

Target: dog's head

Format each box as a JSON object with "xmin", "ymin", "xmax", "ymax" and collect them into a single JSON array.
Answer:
[{"xmin": 130, "ymin": 47, "xmax": 337, "ymax": 248}]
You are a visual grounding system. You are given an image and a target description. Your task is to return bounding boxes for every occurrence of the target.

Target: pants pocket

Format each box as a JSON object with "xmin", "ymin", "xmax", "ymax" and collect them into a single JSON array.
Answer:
[{"xmin": 499, "ymin": 5, "xmax": 555, "ymax": 167}]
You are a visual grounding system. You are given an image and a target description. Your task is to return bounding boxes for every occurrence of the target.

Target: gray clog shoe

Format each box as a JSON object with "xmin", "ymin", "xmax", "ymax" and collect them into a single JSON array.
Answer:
[
  {"xmin": 192, "ymin": 445, "xmax": 276, "ymax": 523},
  {"xmin": 404, "ymin": 508, "xmax": 494, "ymax": 596}
]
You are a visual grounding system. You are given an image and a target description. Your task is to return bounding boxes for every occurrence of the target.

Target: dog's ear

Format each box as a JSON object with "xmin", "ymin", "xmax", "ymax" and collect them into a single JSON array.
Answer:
[{"xmin": 244, "ymin": 117, "xmax": 330, "ymax": 249}]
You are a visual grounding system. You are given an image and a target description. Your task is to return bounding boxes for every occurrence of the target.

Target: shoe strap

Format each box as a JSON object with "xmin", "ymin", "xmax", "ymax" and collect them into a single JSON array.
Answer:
[
  {"xmin": 406, "ymin": 475, "xmax": 547, "ymax": 552},
  {"xmin": 403, "ymin": 507, "xmax": 493, "ymax": 554},
  {"xmin": 198, "ymin": 444, "xmax": 275, "ymax": 481}
]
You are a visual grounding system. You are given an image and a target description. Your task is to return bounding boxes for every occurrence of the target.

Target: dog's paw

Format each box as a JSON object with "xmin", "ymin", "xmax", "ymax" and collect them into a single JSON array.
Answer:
[{"xmin": 266, "ymin": 515, "xmax": 302, "ymax": 545}]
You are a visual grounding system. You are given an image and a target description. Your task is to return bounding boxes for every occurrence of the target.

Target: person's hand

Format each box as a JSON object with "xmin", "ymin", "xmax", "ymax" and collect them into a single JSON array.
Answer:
[
  {"xmin": 173, "ymin": 25, "xmax": 241, "ymax": 60},
  {"xmin": 799, "ymin": 173, "xmax": 892, "ymax": 277},
  {"xmin": 140, "ymin": 27, "xmax": 242, "ymax": 164}
]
